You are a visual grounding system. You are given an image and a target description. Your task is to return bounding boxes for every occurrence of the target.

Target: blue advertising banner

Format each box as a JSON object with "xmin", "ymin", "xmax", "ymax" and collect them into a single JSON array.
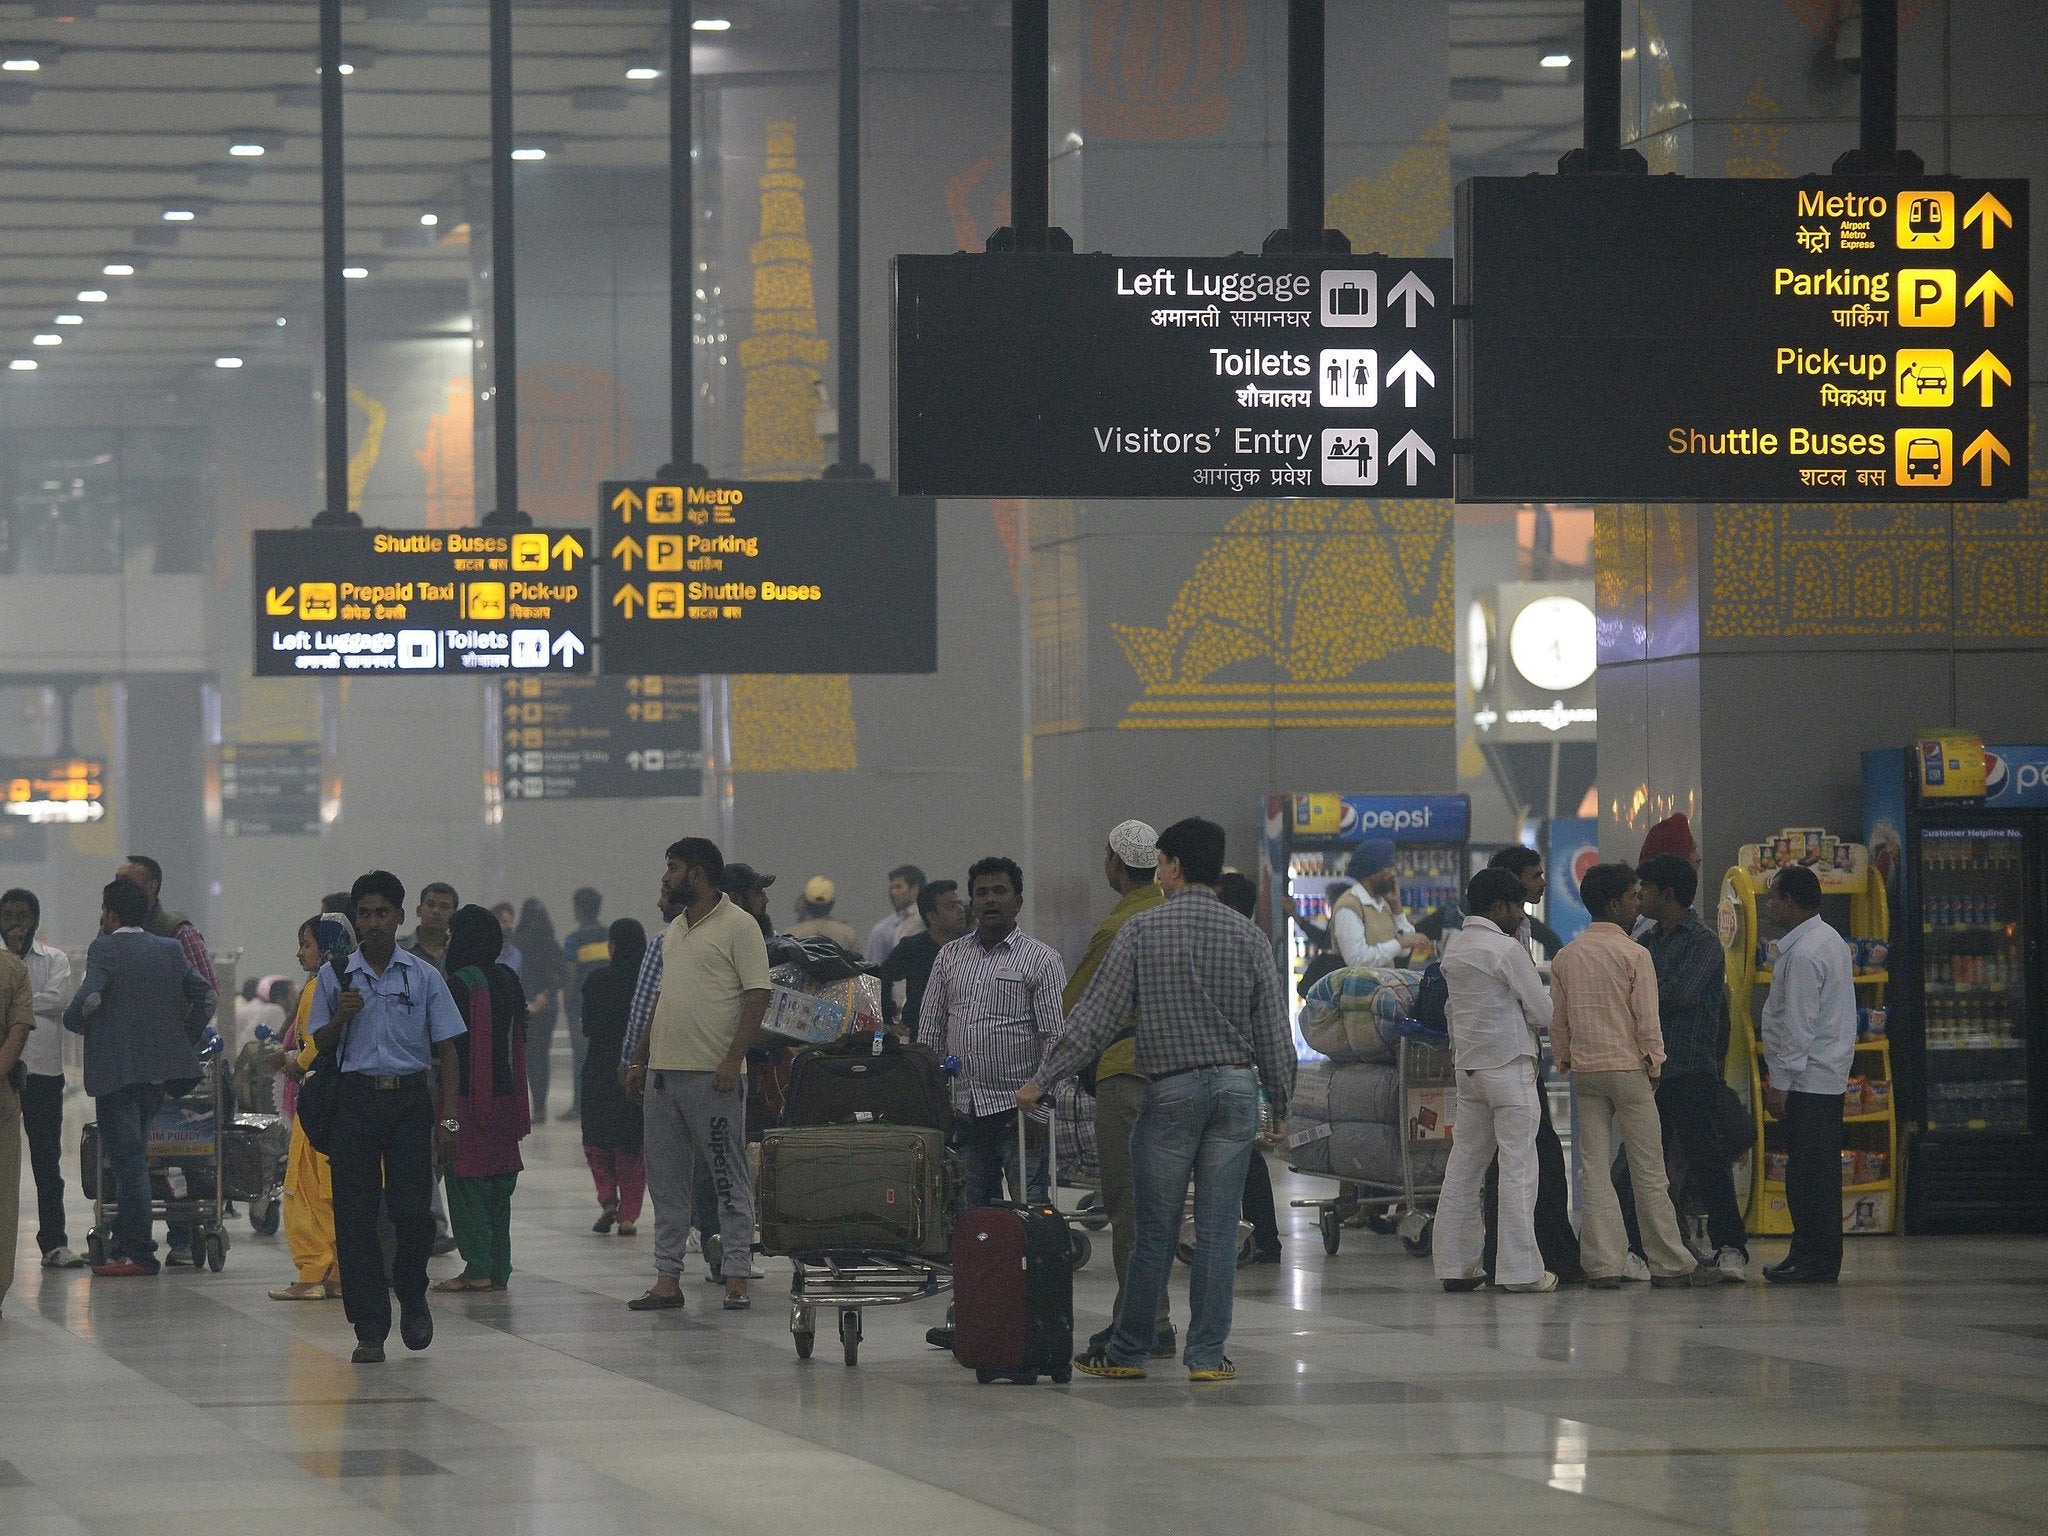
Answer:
[
  {"xmin": 1544, "ymin": 817, "xmax": 1602, "ymax": 946},
  {"xmin": 1984, "ymin": 745, "xmax": 2048, "ymax": 808},
  {"xmin": 1289, "ymin": 792, "xmax": 1470, "ymax": 844}
]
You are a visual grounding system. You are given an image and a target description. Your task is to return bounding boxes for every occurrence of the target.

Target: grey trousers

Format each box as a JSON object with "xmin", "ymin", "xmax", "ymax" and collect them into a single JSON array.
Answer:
[
  {"xmin": 1095, "ymin": 1073, "xmax": 1172, "ymax": 1332},
  {"xmin": 645, "ymin": 1068, "xmax": 754, "ymax": 1280}
]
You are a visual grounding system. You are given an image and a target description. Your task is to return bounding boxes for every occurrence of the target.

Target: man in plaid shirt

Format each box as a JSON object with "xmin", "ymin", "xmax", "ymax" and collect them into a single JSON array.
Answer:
[{"xmin": 1022, "ymin": 817, "xmax": 1292, "ymax": 1384}]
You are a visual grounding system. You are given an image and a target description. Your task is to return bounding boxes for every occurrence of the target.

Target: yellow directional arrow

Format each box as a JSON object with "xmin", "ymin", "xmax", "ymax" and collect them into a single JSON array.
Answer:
[
  {"xmin": 551, "ymin": 533, "xmax": 585, "ymax": 565},
  {"xmin": 610, "ymin": 487, "xmax": 643, "ymax": 521},
  {"xmin": 611, "ymin": 583, "xmax": 645, "ymax": 619},
  {"xmin": 1961, "ymin": 350, "xmax": 2011, "ymax": 407},
  {"xmin": 1964, "ymin": 269, "xmax": 2014, "ymax": 326},
  {"xmin": 265, "ymin": 586, "xmax": 296, "ymax": 615},
  {"xmin": 1962, "ymin": 430, "xmax": 2010, "ymax": 487},
  {"xmin": 610, "ymin": 534, "xmax": 643, "ymax": 571},
  {"xmin": 1963, "ymin": 191, "xmax": 2013, "ymax": 250}
]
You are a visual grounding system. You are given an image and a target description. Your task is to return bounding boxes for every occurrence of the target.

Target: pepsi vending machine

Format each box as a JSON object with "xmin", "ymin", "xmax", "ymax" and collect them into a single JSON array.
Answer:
[
  {"xmin": 1260, "ymin": 792, "xmax": 1471, "ymax": 1055},
  {"xmin": 1864, "ymin": 742, "xmax": 2048, "ymax": 1233}
]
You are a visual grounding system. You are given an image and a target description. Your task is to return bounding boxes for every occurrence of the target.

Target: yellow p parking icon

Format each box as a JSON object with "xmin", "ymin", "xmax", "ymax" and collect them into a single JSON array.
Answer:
[{"xmin": 1898, "ymin": 269, "xmax": 1955, "ymax": 328}]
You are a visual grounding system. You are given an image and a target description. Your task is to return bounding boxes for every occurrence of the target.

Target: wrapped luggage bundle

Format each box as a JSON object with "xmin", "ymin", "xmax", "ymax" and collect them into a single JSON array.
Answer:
[
  {"xmin": 1287, "ymin": 1059, "xmax": 1452, "ymax": 1189},
  {"xmin": 759, "ymin": 933, "xmax": 885, "ymax": 1047},
  {"xmin": 1051, "ymin": 1079, "xmax": 1099, "ymax": 1185},
  {"xmin": 1297, "ymin": 966, "xmax": 1424, "ymax": 1064}
]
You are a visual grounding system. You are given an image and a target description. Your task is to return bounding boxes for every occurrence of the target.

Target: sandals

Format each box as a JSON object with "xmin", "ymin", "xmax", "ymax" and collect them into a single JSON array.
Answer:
[{"xmin": 592, "ymin": 1208, "xmax": 618, "ymax": 1234}]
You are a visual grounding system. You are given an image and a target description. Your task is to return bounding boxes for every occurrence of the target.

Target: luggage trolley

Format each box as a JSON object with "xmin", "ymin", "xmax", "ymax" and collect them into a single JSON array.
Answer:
[
  {"xmin": 84, "ymin": 1056, "xmax": 232, "ymax": 1272},
  {"xmin": 789, "ymin": 1249, "xmax": 952, "ymax": 1367},
  {"xmin": 1289, "ymin": 1026, "xmax": 1455, "ymax": 1258}
]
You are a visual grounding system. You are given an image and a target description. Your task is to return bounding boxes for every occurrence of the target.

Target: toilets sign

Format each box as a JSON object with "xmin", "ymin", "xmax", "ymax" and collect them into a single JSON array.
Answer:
[{"xmin": 893, "ymin": 254, "xmax": 1453, "ymax": 498}]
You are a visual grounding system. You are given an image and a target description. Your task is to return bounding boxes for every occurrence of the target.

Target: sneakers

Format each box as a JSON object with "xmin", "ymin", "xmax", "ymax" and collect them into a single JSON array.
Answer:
[
  {"xmin": 1188, "ymin": 1358, "xmax": 1237, "ymax": 1383},
  {"xmin": 1622, "ymin": 1252, "xmax": 1652, "ymax": 1282},
  {"xmin": 1500, "ymin": 1271, "xmax": 1559, "ymax": 1293},
  {"xmin": 1073, "ymin": 1348, "xmax": 1146, "ymax": 1379},
  {"xmin": 42, "ymin": 1247, "xmax": 89, "ymax": 1269},
  {"xmin": 1651, "ymin": 1265, "xmax": 1722, "ymax": 1288},
  {"xmin": 164, "ymin": 1247, "xmax": 196, "ymax": 1268},
  {"xmin": 351, "ymin": 1341, "xmax": 386, "ymax": 1364},
  {"xmin": 1713, "ymin": 1247, "xmax": 1749, "ymax": 1283}
]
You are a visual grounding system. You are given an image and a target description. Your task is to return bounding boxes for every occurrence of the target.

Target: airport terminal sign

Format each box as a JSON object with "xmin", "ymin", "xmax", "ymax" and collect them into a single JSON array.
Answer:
[
  {"xmin": 895, "ymin": 255, "xmax": 1454, "ymax": 498},
  {"xmin": 596, "ymin": 480, "xmax": 937, "ymax": 674},
  {"xmin": 500, "ymin": 674, "xmax": 703, "ymax": 801},
  {"xmin": 252, "ymin": 528, "xmax": 593, "ymax": 676},
  {"xmin": 1457, "ymin": 176, "xmax": 2028, "ymax": 501}
]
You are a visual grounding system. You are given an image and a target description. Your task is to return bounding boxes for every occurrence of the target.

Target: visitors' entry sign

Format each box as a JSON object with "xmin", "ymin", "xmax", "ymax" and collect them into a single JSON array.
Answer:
[
  {"xmin": 1456, "ymin": 176, "xmax": 2028, "ymax": 501},
  {"xmin": 252, "ymin": 528, "xmax": 592, "ymax": 675},
  {"xmin": 894, "ymin": 255, "xmax": 1454, "ymax": 498},
  {"xmin": 596, "ymin": 480, "xmax": 937, "ymax": 674}
]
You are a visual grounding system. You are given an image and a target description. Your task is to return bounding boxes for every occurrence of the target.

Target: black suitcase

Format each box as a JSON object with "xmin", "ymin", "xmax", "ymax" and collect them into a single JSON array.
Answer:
[
  {"xmin": 784, "ymin": 1029, "xmax": 952, "ymax": 1131},
  {"xmin": 951, "ymin": 1111, "xmax": 1073, "ymax": 1384}
]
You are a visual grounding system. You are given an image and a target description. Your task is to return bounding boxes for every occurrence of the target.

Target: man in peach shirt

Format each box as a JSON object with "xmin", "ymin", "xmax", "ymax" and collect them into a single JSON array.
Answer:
[{"xmin": 1551, "ymin": 863, "xmax": 1710, "ymax": 1289}]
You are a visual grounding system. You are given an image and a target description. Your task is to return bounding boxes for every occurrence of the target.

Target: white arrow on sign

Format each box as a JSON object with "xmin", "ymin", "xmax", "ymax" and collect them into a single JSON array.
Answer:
[
  {"xmin": 1384, "ymin": 350, "xmax": 1435, "ymax": 407},
  {"xmin": 626, "ymin": 750, "xmax": 644, "ymax": 770},
  {"xmin": 1388, "ymin": 431, "xmax": 1436, "ymax": 486},
  {"xmin": 552, "ymin": 631, "xmax": 585, "ymax": 667},
  {"xmin": 1387, "ymin": 270, "xmax": 1435, "ymax": 328}
]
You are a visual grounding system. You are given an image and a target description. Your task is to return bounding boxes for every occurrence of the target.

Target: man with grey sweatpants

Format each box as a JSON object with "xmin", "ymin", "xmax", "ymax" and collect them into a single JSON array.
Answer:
[{"xmin": 620, "ymin": 837, "xmax": 771, "ymax": 1313}]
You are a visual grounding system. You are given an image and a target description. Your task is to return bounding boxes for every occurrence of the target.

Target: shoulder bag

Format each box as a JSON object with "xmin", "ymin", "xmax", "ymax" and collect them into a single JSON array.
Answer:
[{"xmin": 296, "ymin": 962, "xmax": 354, "ymax": 1156}]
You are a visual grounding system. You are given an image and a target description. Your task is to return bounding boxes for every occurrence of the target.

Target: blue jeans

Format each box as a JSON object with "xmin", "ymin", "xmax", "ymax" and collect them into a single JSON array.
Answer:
[
  {"xmin": 1108, "ymin": 1067, "xmax": 1258, "ymax": 1370},
  {"xmin": 958, "ymin": 1109, "xmax": 1050, "ymax": 1208},
  {"xmin": 97, "ymin": 1082, "xmax": 165, "ymax": 1265}
]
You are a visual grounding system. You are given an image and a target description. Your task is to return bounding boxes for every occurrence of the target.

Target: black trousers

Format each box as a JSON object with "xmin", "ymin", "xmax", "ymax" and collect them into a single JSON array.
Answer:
[
  {"xmin": 1782, "ymin": 1090, "xmax": 1844, "ymax": 1276},
  {"xmin": 23, "ymin": 1072, "xmax": 67, "ymax": 1253},
  {"xmin": 1483, "ymin": 1065, "xmax": 1582, "ymax": 1282},
  {"xmin": 1241, "ymin": 1149, "xmax": 1279, "ymax": 1255},
  {"xmin": 329, "ymin": 1073, "xmax": 436, "ymax": 1343}
]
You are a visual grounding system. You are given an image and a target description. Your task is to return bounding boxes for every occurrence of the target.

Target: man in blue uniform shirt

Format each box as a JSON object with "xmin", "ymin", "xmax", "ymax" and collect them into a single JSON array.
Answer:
[{"xmin": 308, "ymin": 870, "xmax": 467, "ymax": 1362}]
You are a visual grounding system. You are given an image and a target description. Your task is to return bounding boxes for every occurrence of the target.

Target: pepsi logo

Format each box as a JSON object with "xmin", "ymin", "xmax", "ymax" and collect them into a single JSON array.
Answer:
[
  {"xmin": 1984, "ymin": 752, "xmax": 2007, "ymax": 796},
  {"xmin": 1336, "ymin": 801, "xmax": 1359, "ymax": 835},
  {"xmin": 1570, "ymin": 846, "xmax": 1601, "ymax": 890}
]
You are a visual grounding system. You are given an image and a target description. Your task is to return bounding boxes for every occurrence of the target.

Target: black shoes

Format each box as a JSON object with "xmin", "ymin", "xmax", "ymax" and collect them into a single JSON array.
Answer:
[
  {"xmin": 352, "ymin": 1340, "xmax": 386, "ymax": 1364},
  {"xmin": 925, "ymin": 1325, "xmax": 955, "ymax": 1350},
  {"xmin": 399, "ymin": 1298, "xmax": 434, "ymax": 1350},
  {"xmin": 1762, "ymin": 1260, "xmax": 1838, "ymax": 1285}
]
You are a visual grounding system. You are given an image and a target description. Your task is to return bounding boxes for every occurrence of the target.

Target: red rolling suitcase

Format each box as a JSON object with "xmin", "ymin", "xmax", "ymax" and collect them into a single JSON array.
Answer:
[{"xmin": 950, "ymin": 1110, "xmax": 1073, "ymax": 1385}]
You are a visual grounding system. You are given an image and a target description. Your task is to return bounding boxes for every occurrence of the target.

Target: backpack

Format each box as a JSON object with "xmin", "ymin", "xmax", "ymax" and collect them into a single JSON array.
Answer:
[{"xmin": 1411, "ymin": 961, "xmax": 1448, "ymax": 1033}]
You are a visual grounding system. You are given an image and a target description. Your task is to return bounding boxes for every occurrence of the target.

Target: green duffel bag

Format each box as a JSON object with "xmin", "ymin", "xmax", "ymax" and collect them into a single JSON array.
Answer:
[{"xmin": 756, "ymin": 1123, "xmax": 956, "ymax": 1259}]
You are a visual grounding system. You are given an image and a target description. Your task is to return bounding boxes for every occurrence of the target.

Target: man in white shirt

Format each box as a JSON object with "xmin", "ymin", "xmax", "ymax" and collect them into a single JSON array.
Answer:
[
  {"xmin": 862, "ymin": 864, "xmax": 926, "ymax": 966},
  {"xmin": 1329, "ymin": 840, "xmax": 1434, "ymax": 969},
  {"xmin": 1434, "ymin": 868, "xmax": 1556, "ymax": 1293},
  {"xmin": 1, "ymin": 888, "xmax": 82, "ymax": 1269},
  {"xmin": 1758, "ymin": 865, "xmax": 1856, "ymax": 1285}
]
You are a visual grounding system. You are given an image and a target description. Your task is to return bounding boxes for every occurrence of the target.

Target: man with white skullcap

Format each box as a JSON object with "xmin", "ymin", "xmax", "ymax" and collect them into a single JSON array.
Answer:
[{"xmin": 1061, "ymin": 820, "xmax": 1176, "ymax": 1359}]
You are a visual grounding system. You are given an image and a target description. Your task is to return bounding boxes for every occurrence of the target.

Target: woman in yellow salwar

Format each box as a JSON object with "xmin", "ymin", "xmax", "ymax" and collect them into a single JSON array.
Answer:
[{"xmin": 267, "ymin": 913, "xmax": 351, "ymax": 1301}]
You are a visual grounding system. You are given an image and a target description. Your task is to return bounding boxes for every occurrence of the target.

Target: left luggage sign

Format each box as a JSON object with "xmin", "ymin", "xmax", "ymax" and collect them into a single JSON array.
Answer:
[{"xmin": 252, "ymin": 527, "xmax": 594, "ymax": 677}]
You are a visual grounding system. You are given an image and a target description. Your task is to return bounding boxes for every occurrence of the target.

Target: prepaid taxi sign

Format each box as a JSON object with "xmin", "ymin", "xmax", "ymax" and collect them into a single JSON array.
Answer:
[
  {"xmin": 596, "ymin": 479, "xmax": 937, "ymax": 675},
  {"xmin": 1456, "ymin": 176, "xmax": 2027, "ymax": 501},
  {"xmin": 252, "ymin": 527, "xmax": 593, "ymax": 677}
]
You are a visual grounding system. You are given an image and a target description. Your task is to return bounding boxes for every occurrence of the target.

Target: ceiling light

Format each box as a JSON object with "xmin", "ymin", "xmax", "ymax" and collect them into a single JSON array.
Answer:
[
  {"xmin": 276, "ymin": 316, "xmax": 287, "ymax": 326},
  {"xmin": 32, "ymin": 334, "xmax": 61, "ymax": 346},
  {"xmin": 9, "ymin": 360, "xmax": 36, "ymax": 371},
  {"xmin": 102, "ymin": 262, "xmax": 134, "ymax": 276},
  {"xmin": 692, "ymin": 17, "xmax": 732, "ymax": 30},
  {"xmin": 341, "ymin": 265, "xmax": 368, "ymax": 279},
  {"xmin": 2, "ymin": 58, "xmax": 41, "ymax": 71},
  {"xmin": 215, "ymin": 357, "xmax": 243, "ymax": 369},
  {"xmin": 229, "ymin": 142, "xmax": 266, "ymax": 157},
  {"xmin": 419, "ymin": 212, "xmax": 438, "ymax": 226},
  {"xmin": 510, "ymin": 146, "xmax": 547, "ymax": 160},
  {"xmin": 1540, "ymin": 52, "xmax": 1571, "ymax": 67},
  {"xmin": 162, "ymin": 209, "xmax": 196, "ymax": 222},
  {"xmin": 77, "ymin": 289, "xmax": 107, "ymax": 302},
  {"xmin": 625, "ymin": 66, "xmax": 661, "ymax": 80},
  {"xmin": 54, "ymin": 314, "xmax": 81, "ymax": 325},
  {"xmin": 337, "ymin": 61, "xmax": 354, "ymax": 74}
]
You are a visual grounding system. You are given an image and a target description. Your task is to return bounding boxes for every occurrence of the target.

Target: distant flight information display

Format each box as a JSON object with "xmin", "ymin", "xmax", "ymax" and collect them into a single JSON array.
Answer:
[{"xmin": 252, "ymin": 528, "xmax": 592, "ymax": 676}]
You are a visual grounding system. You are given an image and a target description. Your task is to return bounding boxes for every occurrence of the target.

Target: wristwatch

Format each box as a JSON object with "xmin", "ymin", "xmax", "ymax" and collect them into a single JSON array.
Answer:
[{"xmin": 438, "ymin": 1118, "xmax": 460, "ymax": 1133}]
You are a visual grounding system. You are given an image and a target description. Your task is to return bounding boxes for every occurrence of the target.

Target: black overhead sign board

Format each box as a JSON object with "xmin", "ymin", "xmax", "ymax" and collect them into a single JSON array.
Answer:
[
  {"xmin": 596, "ymin": 480, "xmax": 937, "ymax": 675},
  {"xmin": 252, "ymin": 528, "xmax": 593, "ymax": 676},
  {"xmin": 894, "ymin": 254, "xmax": 1454, "ymax": 498},
  {"xmin": 220, "ymin": 743, "xmax": 321, "ymax": 836},
  {"xmin": 500, "ymin": 674, "xmax": 703, "ymax": 802},
  {"xmin": 1456, "ymin": 176, "xmax": 2028, "ymax": 502}
]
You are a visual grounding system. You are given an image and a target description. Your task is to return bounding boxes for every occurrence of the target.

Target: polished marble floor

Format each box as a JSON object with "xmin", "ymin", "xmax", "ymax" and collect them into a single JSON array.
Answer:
[{"xmin": 6, "ymin": 1107, "xmax": 2048, "ymax": 1536}]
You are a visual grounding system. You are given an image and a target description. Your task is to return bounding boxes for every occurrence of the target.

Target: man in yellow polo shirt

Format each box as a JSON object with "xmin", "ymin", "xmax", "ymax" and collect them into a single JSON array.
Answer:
[
  {"xmin": 622, "ymin": 838, "xmax": 772, "ymax": 1313},
  {"xmin": 1069, "ymin": 820, "xmax": 1174, "ymax": 1360}
]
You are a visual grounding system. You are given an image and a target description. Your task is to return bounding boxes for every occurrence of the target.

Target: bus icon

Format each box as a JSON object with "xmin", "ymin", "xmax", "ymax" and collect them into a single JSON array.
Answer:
[{"xmin": 1895, "ymin": 428, "xmax": 1952, "ymax": 487}]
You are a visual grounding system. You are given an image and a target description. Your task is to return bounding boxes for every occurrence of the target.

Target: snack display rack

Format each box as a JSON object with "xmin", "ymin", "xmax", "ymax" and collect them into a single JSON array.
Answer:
[{"xmin": 1720, "ymin": 854, "xmax": 1896, "ymax": 1235}]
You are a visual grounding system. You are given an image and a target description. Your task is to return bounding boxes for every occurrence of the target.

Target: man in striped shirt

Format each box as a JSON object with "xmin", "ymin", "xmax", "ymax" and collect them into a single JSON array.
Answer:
[{"xmin": 918, "ymin": 856, "xmax": 1066, "ymax": 1206}]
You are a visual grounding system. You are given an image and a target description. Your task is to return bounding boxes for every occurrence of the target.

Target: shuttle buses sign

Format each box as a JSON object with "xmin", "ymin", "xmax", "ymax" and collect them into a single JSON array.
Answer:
[{"xmin": 1457, "ymin": 176, "xmax": 2028, "ymax": 501}]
